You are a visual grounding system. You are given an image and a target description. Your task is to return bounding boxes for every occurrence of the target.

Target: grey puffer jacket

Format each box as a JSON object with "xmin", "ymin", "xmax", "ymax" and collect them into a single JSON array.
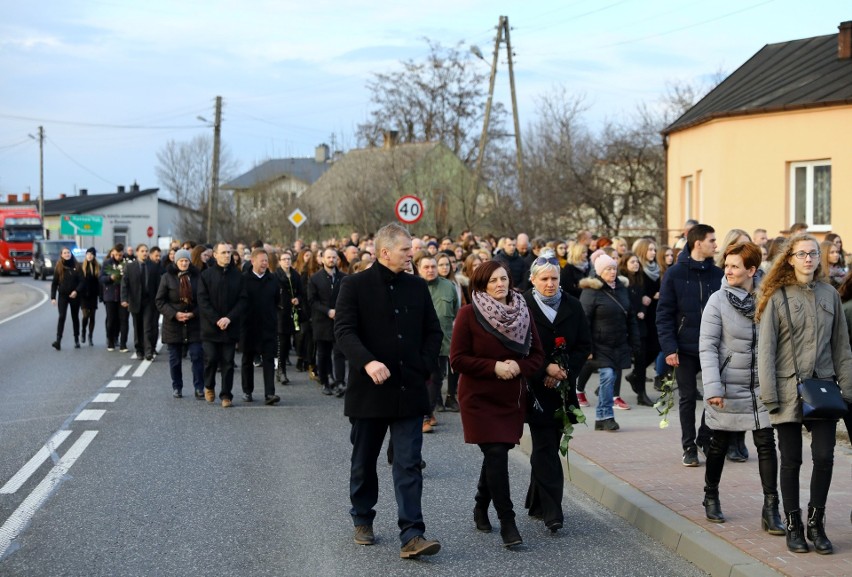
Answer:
[
  {"xmin": 699, "ymin": 278, "xmax": 769, "ymax": 431},
  {"xmin": 758, "ymin": 281, "xmax": 852, "ymax": 425}
]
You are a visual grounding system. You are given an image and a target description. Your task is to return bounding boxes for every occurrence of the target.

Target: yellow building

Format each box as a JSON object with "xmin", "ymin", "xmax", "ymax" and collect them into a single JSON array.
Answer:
[{"xmin": 663, "ymin": 21, "xmax": 852, "ymax": 246}]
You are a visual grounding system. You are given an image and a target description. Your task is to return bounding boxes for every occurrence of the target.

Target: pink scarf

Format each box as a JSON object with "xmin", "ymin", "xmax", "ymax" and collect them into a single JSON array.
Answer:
[{"xmin": 471, "ymin": 290, "xmax": 532, "ymax": 355}]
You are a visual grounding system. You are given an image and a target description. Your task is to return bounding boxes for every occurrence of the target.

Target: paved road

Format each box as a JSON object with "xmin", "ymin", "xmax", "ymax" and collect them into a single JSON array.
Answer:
[{"xmin": 0, "ymin": 276, "xmax": 708, "ymax": 576}]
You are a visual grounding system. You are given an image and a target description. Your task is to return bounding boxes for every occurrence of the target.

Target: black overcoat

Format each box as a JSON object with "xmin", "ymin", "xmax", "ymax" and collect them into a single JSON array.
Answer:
[
  {"xmin": 276, "ymin": 268, "xmax": 302, "ymax": 334},
  {"xmin": 241, "ymin": 269, "xmax": 280, "ymax": 345},
  {"xmin": 579, "ymin": 276, "xmax": 640, "ymax": 370},
  {"xmin": 522, "ymin": 290, "xmax": 592, "ymax": 428},
  {"xmin": 335, "ymin": 262, "xmax": 443, "ymax": 419},
  {"xmin": 155, "ymin": 264, "xmax": 201, "ymax": 344},
  {"xmin": 120, "ymin": 260, "xmax": 160, "ymax": 313},
  {"xmin": 308, "ymin": 268, "xmax": 345, "ymax": 342},
  {"xmin": 197, "ymin": 262, "xmax": 245, "ymax": 343}
]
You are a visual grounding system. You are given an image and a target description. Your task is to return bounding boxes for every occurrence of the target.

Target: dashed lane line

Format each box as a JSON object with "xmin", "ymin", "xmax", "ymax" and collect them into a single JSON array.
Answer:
[
  {"xmin": 74, "ymin": 410, "xmax": 106, "ymax": 421},
  {"xmin": 92, "ymin": 393, "xmax": 120, "ymax": 403},
  {"xmin": 0, "ymin": 431, "xmax": 98, "ymax": 560},
  {"xmin": 132, "ymin": 359, "xmax": 152, "ymax": 378},
  {"xmin": 115, "ymin": 365, "xmax": 132, "ymax": 377},
  {"xmin": 0, "ymin": 431, "xmax": 73, "ymax": 495},
  {"xmin": 106, "ymin": 379, "xmax": 131, "ymax": 388}
]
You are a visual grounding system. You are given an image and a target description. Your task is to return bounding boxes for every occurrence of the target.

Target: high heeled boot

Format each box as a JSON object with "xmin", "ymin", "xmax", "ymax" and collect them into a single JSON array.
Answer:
[
  {"xmin": 499, "ymin": 518, "xmax": 522, "ymax": 547},
  {"xmin": 785, "ymin": 509, "xmax": 809, "ymax": 553},
  {"xmin": 806, "ymin": 506, "xmax": 833, "ymax": 554},
  {"xmin": 761, "ymin": 495, "xmax": 785, "ymax": 535},
  {"xmin": 702, "ymin": 493, "xmax": 725, "ymax": 523}
]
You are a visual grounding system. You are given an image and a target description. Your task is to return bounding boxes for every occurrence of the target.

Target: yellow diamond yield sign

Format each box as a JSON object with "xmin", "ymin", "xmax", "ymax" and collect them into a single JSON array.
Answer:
[{"xmin": 288, "ymin": 208, "xmax": 307, "ymax": 228}]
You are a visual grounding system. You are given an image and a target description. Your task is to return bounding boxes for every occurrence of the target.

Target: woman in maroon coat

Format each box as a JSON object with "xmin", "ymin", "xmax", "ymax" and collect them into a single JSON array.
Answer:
[{"xmin": 451, "ymin": 260, "xmax": 544, "ymax": 548}]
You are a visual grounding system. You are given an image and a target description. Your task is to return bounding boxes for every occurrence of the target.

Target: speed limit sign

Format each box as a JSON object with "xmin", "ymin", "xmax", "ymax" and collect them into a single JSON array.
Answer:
[{"xmin": 395, "ymin": 195, "xmax": 424, "ymax": 224}]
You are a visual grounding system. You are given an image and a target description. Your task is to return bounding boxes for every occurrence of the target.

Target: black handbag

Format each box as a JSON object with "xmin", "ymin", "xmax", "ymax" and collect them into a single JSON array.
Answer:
[{"xmin": 781, "ymin": 287, "xmax": 848, "ymax": 420}]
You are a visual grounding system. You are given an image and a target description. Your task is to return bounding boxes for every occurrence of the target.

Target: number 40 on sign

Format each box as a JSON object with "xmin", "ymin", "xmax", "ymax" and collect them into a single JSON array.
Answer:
[{"xmin": 395, "ymin": 195, "xmax": 424, "ymax": 224}]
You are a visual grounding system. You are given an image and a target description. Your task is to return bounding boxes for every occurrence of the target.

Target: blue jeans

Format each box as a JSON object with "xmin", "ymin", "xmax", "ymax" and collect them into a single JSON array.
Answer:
[
  {"xmin": 596, "ymin": 367, "xmax": 616, "ymax": 420},
  {"xmin": 168, "ymin": 342, "xmax": 203, "ymax": 392},
  {"xmin": 655, "ymin": 351, "xmax": 667, "ymax": 377}
]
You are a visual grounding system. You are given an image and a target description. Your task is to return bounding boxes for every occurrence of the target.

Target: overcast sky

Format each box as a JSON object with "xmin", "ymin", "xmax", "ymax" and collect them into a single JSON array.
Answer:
[{"xmin": 1, "ymin": 0, "xmax": 849, "ymax": 199}]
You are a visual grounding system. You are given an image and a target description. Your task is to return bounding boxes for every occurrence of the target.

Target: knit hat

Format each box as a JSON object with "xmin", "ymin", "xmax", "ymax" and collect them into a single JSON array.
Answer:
[
  {"xmin": 175, "ymin": 249, "xmax": 192, "ymax": 263},
  {"xmin": 594, "ymin": 254, "xmax": 618, "ymax": 276},
  {"xmin": 86, "ymin": 247, "xmax": 97, "ymax": 256}
]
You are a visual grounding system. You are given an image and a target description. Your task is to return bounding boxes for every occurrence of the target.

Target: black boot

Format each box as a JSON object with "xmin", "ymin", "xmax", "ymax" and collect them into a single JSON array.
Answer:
[
  {"xmin": 474, "ymin": 505, "xmax": 492, "ymax": 532},
  {"xmin": 703, "ymin": 494, "xmax": 725, "ymax": 523},
  {"xmin": 74, "ymin": 336, "xmax": 81, "ymax": 349},
  {"xmin": 636, "ymin": 386, "xmax": 656, "ymax": 407},
  {"xmin": 51, "ymin": 339, "xmax": 61, "ymax": 351},
  {"xmin": 499, "ymin": 518, "xmax": 522, "ymax": 547},
  {"xmin": 277, "ymin": 365, "xmax": 289, "ymax": 384},
  {"xmin": 785, "ymin": 510, "xmax": 809, "ymax": 553},
  {"xmin": 626, "ymin": 372, "xmax": 641, "ymax": 394},
  {"xmin": 761, "ymin": 495, "xmax": 785, "ymax": 535},
  {"xmin": 806, "ymin": 506, "xmax": 833, "ymax": 554}
]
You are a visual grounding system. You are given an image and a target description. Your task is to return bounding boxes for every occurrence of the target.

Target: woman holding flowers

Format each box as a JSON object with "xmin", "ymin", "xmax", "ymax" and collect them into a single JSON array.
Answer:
[{"xmin": 522, "ymin": 250, "xmax": 590, "ymax": 533}]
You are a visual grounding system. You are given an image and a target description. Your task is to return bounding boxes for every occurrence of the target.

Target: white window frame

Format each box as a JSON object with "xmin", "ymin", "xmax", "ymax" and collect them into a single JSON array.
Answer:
[
  {"xmin": 789, "ymin": 160, "xmax": 831, "ymax": 232},
  {"xmin": 682, "ymin": 175, "xmax": 694, "ymax": 222}
]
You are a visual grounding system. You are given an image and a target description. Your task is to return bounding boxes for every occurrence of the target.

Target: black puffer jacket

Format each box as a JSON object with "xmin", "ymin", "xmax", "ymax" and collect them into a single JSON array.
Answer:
[
  {"xmin": 197, "ymin": 262, "xmax": 246, "ymax": 343},
  {"xmin": 156, "ymin": 264, "xmax": 201, "ymax": 344},
  {"xmin": 579, "ymin": 276, "xmax": 640, "ymax": 370}
]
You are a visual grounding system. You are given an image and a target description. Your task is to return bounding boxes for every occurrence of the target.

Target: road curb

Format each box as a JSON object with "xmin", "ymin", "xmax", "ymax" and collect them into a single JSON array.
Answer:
[{"xmin": 519, "ymin": 430, "xmax": 784, "ymax": 577}]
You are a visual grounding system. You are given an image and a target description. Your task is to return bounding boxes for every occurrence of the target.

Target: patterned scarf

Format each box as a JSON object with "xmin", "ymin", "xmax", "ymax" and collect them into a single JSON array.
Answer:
[
  {"xmin": 532, "ymin": 287, "xmax": 562, "ymax": 324},
  {"xmin": 726, "ymin": 289, "xmax": 755, "ymax": 320},
  {"xmin": 643, "ymin": 260, "xmax": 660, "ymax": 282},
  {"xmin": 178, "ymin": 270, "xmax": 193, "ymax": 306},
  {"xmin": 472, "ymin": 290, "xmax": 531, "ymax": 356}
]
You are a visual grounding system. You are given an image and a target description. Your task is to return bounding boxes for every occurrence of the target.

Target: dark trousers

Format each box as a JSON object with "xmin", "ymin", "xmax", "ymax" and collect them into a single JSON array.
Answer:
[
  {"xmin": 203, "ymin": 341, "xmax": 236, "ymax": 399},
  {"xmin": 315, "ymin": 339, "xmax": 345, "ymax": 385},
  {"xmin": 80, "ymin": 306, "xmax": 96, "ymax": 341},
  {"xmin": 296, "ymin": 322, "xmax": 314, "ymax": 365},
  {"xmin": 775, "ymin": 420, "xmax": 836, "ymax": 512},
  {"xmin": 704, "ymin": 427, "xmax": 778, "ymax": 497},
  {"xmin": 476, "ymin": 442, "xmax": 515, "ymax": 521},
  {"xmin": 525, "ymin": 426, "xmax": 563, "ymax": 525},
  {"xmin": 56, "ymin": 295, "xmax": 80, "ymax": 341},
  {"xmin": 149, "ymin": 312, "xmax": 160, "ymax": 353},
  {"xmin": 104, "ymin": 302, "xmax": 129, "ymax": 348},
  {"xmin": 131, "ymin": 300, "xmax": 157, "ymax": 357},
  {"xmin": 675, "ymin": 353, "xmax": 710, "ymax": 450},
  {"xmin": 168, "ymin": 342, "xmax": 203, "ymax": 392},
  {"xmin": 427, "ymin": 355, "xmax": 448, "ymax": 412},
  {"xmin": 349, "ymin": 416, "xmax": 425, "ymax": 544},
  {"xmin": 241, "ymin": 339, "xmax": 276, "ymax": 397}
]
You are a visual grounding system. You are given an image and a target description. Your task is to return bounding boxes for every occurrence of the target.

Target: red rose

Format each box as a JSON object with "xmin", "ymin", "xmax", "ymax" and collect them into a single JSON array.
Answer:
[{"xmin": 555, "ymin": 337, "xmax": 566, "ymax": 347}]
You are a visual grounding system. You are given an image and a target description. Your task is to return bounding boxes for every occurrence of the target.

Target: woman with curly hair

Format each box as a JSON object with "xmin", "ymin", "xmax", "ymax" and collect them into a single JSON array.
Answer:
[
  {"xmin": 293, "ymin": 248, "xmax": 319, "ymax": 375},
  {"xmin": 757, "ymin": 234, "xmax": 852, "ymax": 554}
]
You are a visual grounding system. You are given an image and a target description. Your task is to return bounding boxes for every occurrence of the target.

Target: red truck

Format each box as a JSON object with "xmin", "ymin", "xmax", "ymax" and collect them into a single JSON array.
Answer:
[{"xmin": 0, "ymin": 205, "xmax": 43, "ymax": 275}]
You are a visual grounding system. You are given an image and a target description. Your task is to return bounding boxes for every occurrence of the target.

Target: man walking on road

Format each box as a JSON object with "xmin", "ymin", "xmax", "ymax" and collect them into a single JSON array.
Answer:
[
  {"xmin": 198, "ymin": 242, "xmax": 245, "ymax": 408},
  {"xmin": 240, "ymin": 248, "xmax": 280, "ymax": 405},
  {"xmin": 121, "ymin": 244, "xmax": 159, "ymax": 361},
  {"xmin": 309, "ymin": 247, "xmax": 346, "ymax": 397},
  {"xmin": 335, "ymin": 222, "xmax": 443, "ymax": 559},
  {"xmin": 656, "ymin": 224, "xmax": 722, "ymax": 467}
]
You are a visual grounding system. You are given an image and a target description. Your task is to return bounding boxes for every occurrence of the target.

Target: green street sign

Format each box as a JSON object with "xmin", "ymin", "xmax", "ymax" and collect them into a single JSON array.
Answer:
[{"xmin": 60, "ymin": 214, "xmax": 103, "ymax": 236}]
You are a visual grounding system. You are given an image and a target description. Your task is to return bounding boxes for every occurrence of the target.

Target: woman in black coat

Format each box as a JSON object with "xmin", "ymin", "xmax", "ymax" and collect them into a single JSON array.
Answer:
[
  {"xmin": 50, "ymin": 247, "xmax": 82, "ymax": 350},
  {"xmin": 155, "ymin": 250, "xmax": 203, "ymax": 398},
  {"xmin": 523, "ymin": 251, "xmax": 591, "ymax": 533},
  {"xmin": 618, "ymin": 252, "xmax": 654, "ymax": 406},
  {"xmin": 276, "ymin": 252, "xmax": 303, "ymax": 384},
  {"xmin": 78, "ymin": 247, "xmax": 101, "ymax": 346}
]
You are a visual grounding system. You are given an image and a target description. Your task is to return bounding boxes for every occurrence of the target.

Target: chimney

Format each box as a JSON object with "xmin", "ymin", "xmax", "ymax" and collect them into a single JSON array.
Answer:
[
  {"xmin": 22, "ymin": 193, "xmax": 30, "ymax": 202},
  {"xmin": 80, "ymin": 189, "xmax": 88, "ymax": 196},
  {"xmin": 315, "ymin": 143, "xmax": 330, "ymax": 163},
  {"xmin": 60, "ymin": 194, "xmax": 66, "ymax": 199},
  {"xmin": 382, "ymin": 130, "xmax": 399, "ymax": 150},
  {"xmin": 8, "ymin": 194, "xmax": 17, "ymax": 204},
  {"xmin": 130, "ymin": 182, "xmax": 140, "ymax": 192},
  {"xmin": 839, "ymin": 21, "xmax": 852, "ymax": 59},
  {"xmin": 117, "ymin": 185, "xmax": 125, "ymax": 193}
]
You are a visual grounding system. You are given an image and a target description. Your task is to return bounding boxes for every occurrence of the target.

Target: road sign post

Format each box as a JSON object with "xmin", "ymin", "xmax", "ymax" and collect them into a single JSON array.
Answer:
[{"xmin": 395, "ymin": 195, "xmax": 424, "ymax": 225}]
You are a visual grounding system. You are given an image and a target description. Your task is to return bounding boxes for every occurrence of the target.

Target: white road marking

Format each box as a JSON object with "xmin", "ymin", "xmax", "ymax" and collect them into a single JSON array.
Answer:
[
  {"xmin": 0, "ymin": 284, "xmax": 48, "ymax": 326},
  {"xmin": 0, "ymin": 431, "xmax": 98, "ymax": 560},
  {"xmin": 106, "ymin": 379, "xmax": 130, "ymax": 388},
  {"xmin": 132, "ymin": 359, "xmax": 152, "ymax": 377},
  {"xmin": 0, "ymin": 431, "xmax": 73, "ymax": 495},
  {"xmin": 92, "ymin": 393, "xmax": 120, "ymax": 403},
  {"xmin": 115, "ymin": 365, "xmax": 132, "ymax": 377},
  {"xmin": 74, "ymin": 410, "xmax": 105, "ymax": 421}
]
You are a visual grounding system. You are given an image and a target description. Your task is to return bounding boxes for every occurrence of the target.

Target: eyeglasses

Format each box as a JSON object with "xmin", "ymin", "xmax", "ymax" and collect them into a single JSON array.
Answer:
[
  {"xmin": 534, "ymin": 257, "xmax": 560, "ymax": 266},
  {"xmin": 792, "ymin": 250, "xmax": 820, "ymax": 260}
]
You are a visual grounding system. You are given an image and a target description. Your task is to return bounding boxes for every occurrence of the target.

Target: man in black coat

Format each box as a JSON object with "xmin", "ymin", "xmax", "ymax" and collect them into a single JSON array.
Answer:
[
  {"xmin": 308, "ymin": 247, "xmax": 346, "ymax": 396},
  {"xmin": 495, "ymin": 237, "xmax": 531, "ymax": 291},
  {"xmin": 335, "ymin": 223, "xmax": 443, "ymax": 559},
  {"xmin": 120, "ymin": 244, "xmax": 160, "ymax": 361},
  {"xmin": 240, "ymin": 248, "xmax": 280, "ymax": 405},
  {"xmin": 198, "ymin": 242, "xmax": 246, "ymax": 408}
]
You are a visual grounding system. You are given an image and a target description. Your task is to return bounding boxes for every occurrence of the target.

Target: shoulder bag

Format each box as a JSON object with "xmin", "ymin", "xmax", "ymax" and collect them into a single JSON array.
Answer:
[{"xmin": 781, "ymin": 287, "xmax": 848, "ymax": 420}]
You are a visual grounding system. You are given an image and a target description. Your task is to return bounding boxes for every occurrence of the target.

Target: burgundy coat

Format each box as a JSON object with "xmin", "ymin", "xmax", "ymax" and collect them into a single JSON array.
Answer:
[{"xmin": 450, "ymin": 302, "xmax": 545, "ymax": 445}]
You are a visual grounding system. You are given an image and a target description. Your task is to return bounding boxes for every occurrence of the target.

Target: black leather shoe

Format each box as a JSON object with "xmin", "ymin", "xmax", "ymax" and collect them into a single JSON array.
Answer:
[
  {"xmin": 264, "ymin": 395, "xmax": 280, "ymax": 405},
  {"xmin": 173, "ymin": 389, "xmax": 182, "ymax": 398},
  {"xmin": 243, "ymin": 393, "xmax": 254, "ymax": 402},
  {"xmin": 194, "ymin": 389, "xmax": 204, "ymax": 399},
  {"xmin": 52, "ymin": 341, "xmax": 61, "ymax": 351},
  {"xmin": 321, "ymin": 384, "xmax": 333, "ymax": 396},
  {"xmin": 546, "ymin": 520, "xmax": 563, "ymax": 533}
]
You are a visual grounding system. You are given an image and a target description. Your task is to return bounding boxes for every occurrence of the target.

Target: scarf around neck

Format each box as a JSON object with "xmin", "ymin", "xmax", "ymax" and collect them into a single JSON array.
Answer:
[
  {"xmin": 532, "ymin": 287, "xmax": 561, "ymax": 323},
  {"xmin": 472, "ymin": 290, "xmax": 531, "ymax": 356},
  {"xmin": 725, "ymin": 289, "xmax": 755, "ymax": 320},
  {"xmin": 643, "ymin": 260, "xmax": 660, "ymax": 282}
]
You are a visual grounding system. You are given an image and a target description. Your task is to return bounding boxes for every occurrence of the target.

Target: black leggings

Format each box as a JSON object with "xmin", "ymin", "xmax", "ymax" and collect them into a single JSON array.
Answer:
[
  {"xmin": 56, "ymin": 295, "xmax": 80, "ymax": 341},
  {"xmin": 775, "ymin": 420, "xmax": 836, "ymax": 512},
  {"xmin": 704, "ymin": 427, "xmax": 777, "ymax": 497}
]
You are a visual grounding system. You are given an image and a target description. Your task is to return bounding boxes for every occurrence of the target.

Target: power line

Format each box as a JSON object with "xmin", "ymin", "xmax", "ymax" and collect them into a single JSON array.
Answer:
[
  {"xmin": 45, "ymin": 137, "xmax": 117, "ymax": 187},
  {"xmin": 0, "ymin": 113, "xmax": 200, "ymax": 130}
]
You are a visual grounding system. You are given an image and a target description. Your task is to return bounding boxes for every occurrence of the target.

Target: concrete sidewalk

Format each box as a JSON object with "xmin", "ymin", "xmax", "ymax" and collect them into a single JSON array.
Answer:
[{"xmin": 520, "ymin": 382, "xmax": 852, "ymax": 577}]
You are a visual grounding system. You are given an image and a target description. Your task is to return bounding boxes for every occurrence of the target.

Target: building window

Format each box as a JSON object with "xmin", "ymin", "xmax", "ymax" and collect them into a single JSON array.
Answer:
[
  {"xmin": 682, "ymin": 175, "xmax": 694, "ymax": 222},
  {"xmin": 790, "ymin": 160, "xmax": 831, "ymax": 231}
]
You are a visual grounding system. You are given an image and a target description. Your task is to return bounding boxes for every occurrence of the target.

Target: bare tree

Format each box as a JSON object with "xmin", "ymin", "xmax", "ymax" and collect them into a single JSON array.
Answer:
[{"xmin": 155, "ymin": 135, "xmax": 239, "ymax": 242}]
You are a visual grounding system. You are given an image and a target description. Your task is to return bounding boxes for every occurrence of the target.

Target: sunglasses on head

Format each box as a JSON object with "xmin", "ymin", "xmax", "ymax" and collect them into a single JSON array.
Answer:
[{"xmin": 534, "ymin": 256, "xmax": 560, "ymax": 266}]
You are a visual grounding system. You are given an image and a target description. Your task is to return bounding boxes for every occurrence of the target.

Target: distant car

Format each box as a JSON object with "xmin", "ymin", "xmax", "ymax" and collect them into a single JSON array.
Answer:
[{"xmin": 32, "ymin": 240, "xmax": 79, "ymax": 280}]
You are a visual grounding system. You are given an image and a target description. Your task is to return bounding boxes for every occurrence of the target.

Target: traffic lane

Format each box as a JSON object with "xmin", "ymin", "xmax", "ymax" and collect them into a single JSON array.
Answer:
[
  {"xmin": 0, "ymin": 357, "xmax": 707, "ymax": 577},
  {"xmin": 0, "ymin": 277, "xmax": 46, "ymax": 324}
]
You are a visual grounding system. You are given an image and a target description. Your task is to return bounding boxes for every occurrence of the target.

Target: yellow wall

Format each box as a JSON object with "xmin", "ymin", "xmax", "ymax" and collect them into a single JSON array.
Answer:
[{"xmin": 666, "ymin": 106, "xmax": 852, "ymax": 246}]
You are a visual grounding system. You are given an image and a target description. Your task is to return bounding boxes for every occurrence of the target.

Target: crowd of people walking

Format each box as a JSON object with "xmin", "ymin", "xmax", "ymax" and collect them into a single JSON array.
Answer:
[{"xmin": 45, "ymin": 220, "xmax": 852, "ymax": 557}]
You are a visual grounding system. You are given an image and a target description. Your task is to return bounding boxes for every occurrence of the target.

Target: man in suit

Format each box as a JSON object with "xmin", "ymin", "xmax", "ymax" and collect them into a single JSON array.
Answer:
[
  {"xmin": 120, "ymin": 243, "xmax": 160, "ymax": 361},
  {"xmin": 335, "ymin": 223, "xmax": 443, "ymax": 559},
  {"xmin": 240, "ymin": 248, "xmax": 280, "ymax": 405},
  {"xmin": 308, "ymin": 247, "xmax": 346, "ymax": 396}
]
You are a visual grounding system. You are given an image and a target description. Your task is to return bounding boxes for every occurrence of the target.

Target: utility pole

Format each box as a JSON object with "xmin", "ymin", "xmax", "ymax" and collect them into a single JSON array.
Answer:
[
  {"xmin": 206, "ymin": 96, "xmax": 222, "ymax": 242},
  {"xmin": 37, "ymin": 126, "xmax": 44, "ymax": 233},
  {"xmin": 473, "ymin": 16, "xmax": 525, "ymax": 212}
]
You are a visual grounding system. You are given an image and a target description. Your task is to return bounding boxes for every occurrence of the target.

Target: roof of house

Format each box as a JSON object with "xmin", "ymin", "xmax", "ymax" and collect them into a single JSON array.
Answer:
[
  {"xmin": 43, "ymin": 187, "xmax": 159, "ymax": 215},
  {"xmin": 664, "ymin": 31, "xmax": 852, "ymax": 134},
  {"xmin": 305, "ymin": 142, "xmax": 444, "ymax": 224},
  {"xmin": 222, "ymin": 158, "xmax": 332, "ymax": 190}
]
